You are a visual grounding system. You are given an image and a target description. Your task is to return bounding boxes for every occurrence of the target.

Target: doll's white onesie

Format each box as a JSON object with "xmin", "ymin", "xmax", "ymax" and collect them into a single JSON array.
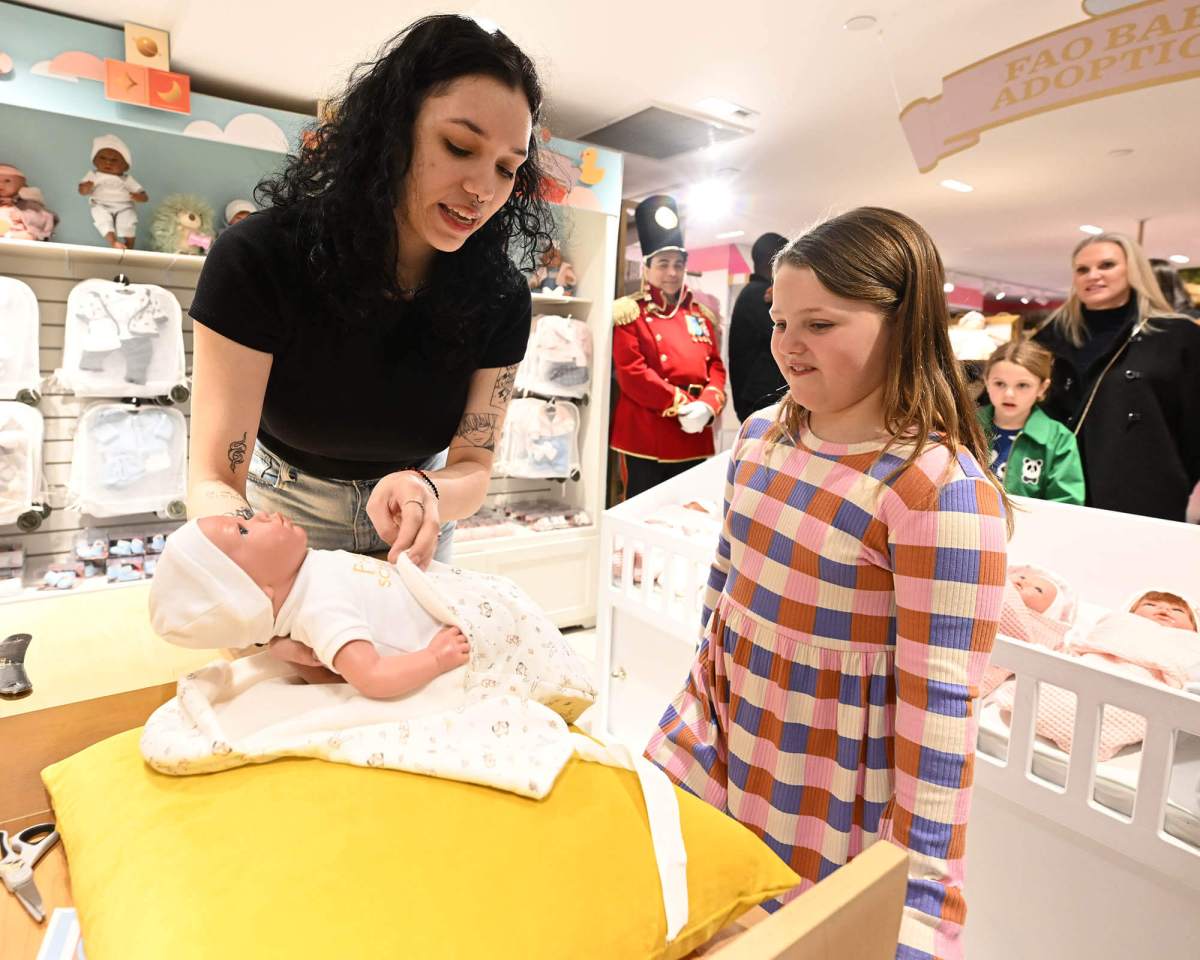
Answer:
[{"xmin": 80, "ymin": 171, "xmax": 143, "ymax": 238}]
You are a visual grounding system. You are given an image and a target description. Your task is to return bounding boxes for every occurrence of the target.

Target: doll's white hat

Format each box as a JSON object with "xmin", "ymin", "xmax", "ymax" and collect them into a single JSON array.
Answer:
[
  {"xmin": 149, "ymin": 519, "xmax": 275, "ymax": 649},
  {"xmin": 0, "ymin": 163, "xmax": 24, "ymax": 178},
  {"xmin": 91, "ymin": 134, "xmax": 131, "ymax": 166},
  {"xmin": 1009, "ymin": 563, "xmax": 1077, "ymax": 623},
  {"xmin": 224, "ymin": 199, "xmax": 256, "ymax": 225}
]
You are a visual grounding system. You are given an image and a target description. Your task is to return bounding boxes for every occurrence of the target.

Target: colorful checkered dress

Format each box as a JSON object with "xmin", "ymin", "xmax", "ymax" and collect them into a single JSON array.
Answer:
[{"xmin": 646, "ymin": 411, "xmax": 1007, "ymax": 960}]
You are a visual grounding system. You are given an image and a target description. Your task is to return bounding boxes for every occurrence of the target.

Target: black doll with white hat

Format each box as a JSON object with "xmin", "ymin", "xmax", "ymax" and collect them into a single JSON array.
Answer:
[{"xmin": 78, "ymin": 134, "xmax": 148, "ymax": 249}]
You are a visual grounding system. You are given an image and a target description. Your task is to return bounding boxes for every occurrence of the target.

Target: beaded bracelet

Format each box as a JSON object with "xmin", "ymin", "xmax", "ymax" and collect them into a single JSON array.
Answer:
[{"xmin": 405, "ymin": 467, "xmax": 440, "ymax": 501}]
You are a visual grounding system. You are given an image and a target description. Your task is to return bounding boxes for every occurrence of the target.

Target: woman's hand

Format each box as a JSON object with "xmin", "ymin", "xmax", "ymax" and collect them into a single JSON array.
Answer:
[{"xmin": 367, "ymin": 470, "xmax": 441, "ymax": 568}]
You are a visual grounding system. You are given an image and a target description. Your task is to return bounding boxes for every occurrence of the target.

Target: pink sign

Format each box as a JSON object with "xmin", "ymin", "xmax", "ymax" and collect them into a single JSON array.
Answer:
[{"xmin": 900, "ymin": 0, "xmax": 1200, "ymax": 171}]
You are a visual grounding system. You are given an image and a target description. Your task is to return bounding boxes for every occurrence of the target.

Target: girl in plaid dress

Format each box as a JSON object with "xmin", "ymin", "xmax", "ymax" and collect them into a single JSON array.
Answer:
[{"xmin": 646, "ymin": 208, "xmax": 1010, "ymax": 960}]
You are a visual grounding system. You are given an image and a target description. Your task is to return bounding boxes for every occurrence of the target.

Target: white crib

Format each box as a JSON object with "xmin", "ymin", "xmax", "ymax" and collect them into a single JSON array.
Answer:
[{"xmin": 595, "ymin": 452, "xmax": 1200, "ymax": 960}]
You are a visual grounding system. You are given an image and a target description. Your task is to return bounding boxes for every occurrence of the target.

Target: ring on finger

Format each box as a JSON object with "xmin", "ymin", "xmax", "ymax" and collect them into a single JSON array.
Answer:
[{"xmin": 403, "ymin": 498, "xmax": 425, "ymax": 514}]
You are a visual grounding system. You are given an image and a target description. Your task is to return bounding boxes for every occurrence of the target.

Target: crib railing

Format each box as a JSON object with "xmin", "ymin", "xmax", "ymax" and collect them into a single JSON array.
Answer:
[{"xmin": 976, "ymin": 636, "xmax": 1200, "ymax": 889}]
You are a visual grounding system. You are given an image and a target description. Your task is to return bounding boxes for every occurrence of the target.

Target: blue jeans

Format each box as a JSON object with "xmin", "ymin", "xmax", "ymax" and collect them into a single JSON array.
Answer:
[{"xmin": 245, "ymin": 441, "xmax": 455, "ymax": 562}]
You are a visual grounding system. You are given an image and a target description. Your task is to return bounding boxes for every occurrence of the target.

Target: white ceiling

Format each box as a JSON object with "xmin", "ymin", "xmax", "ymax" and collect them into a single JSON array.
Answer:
[{"xmin": 23, "ymin": 0, "xmax": 1200, "ymax": 291}]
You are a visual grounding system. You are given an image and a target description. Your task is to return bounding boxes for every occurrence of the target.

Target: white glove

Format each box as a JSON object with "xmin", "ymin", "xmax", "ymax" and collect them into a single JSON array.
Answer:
[{"xmin": 678, "ymin": 400, "xmax": 714, "ymax": 434}]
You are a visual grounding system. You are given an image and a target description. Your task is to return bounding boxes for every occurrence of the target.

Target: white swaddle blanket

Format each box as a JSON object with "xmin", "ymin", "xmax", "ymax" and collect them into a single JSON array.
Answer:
[{"xmin": 141, "ymin": 553, "xmax": 691, "ymax": 938}]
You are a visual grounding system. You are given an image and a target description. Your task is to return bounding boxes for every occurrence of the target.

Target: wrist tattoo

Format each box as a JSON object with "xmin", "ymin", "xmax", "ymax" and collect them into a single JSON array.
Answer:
[
  {"xmin": 490, "ymin": 364, "xmax": 518, "ymax": 409},
  {"xmin": 227, "ymin": 432, "xmax": 248, "ymax": 475},
  {"xmin": 452, "ymin": 412, "xmax": 499, "ymax": 452}
]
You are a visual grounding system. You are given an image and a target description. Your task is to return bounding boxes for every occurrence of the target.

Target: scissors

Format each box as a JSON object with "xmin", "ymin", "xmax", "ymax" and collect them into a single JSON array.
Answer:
[{"xmin": 0, "ymin": 822, "xmax": 60, "ymax": 922}]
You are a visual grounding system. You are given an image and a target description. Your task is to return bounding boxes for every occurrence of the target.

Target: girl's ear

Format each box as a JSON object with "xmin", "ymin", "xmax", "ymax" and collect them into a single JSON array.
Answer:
[{"xmin": 1038, "ymin": 378, "xmax": 1051, "ymax": 401}]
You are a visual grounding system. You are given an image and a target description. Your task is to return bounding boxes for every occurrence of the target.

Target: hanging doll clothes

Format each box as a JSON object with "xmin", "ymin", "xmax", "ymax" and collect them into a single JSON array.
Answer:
[
  {"xmin": 990, "ymin": 589, "xmax": 1200, "ymax": 761},
  {"xmin": 67, "ymin": 404, "xmax": 186, "ymax": 516},
  {"xmin": 980, "ymin": 564, "xmax": 1078, "ymax": 698},
  {"xmin": 496, "ymin": 397, "xmax": 581, "ymax": 479},
  {"xmin": 514, "ymin": 314, "xmax": 592, "ymax": 398},
  {"xmin": 142, "ymin": 521, "xmax": 692, "ymax": 939},
  {"xmin": 0, "ymin": 277, "xmax": 40, "ymax": 398},
  {"xmin": 58, "ymin": 280, "xmax": 187, "ymax": 401},
  {"xmin": 0, "ymin": 402, "xmax": 44, "ymax": 525}
]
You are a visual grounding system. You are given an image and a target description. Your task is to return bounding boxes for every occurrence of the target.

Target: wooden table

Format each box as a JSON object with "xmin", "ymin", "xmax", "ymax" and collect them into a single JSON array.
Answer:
[{"xmin": 0, "ymin": 684, "xmax": 175, "ymax": 960}]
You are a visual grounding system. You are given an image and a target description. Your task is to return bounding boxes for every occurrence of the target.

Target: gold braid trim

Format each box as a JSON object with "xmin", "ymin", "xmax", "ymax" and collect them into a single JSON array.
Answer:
[
  {"xmin": 695, "ymin": 302, "xmax": 717, "ymax": 325},
  {"xmin": 662, "ymin": 388, "xmax": 689, "ymax": 417},
  {"xmin": 613, "ymin": 296, "xmax": 641, "ymax": 326}
]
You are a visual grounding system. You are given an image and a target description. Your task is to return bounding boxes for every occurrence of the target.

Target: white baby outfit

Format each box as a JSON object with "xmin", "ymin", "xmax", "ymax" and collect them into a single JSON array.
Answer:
[{"xmin": 273, "ymin": 551, "xmax": 444, "ymax": 669}]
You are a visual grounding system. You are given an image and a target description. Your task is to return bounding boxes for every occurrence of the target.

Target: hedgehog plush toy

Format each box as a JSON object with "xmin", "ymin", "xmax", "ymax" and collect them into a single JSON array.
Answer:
[{"xmin": 150, "ymin": 193, "xmax": 215, "ymax": 255}]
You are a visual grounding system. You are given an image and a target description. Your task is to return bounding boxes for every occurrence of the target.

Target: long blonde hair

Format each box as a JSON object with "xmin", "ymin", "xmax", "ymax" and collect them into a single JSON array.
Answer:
[
  {"xmin": 768, "ymin": 207, "xmax": 1011, "ymax": 529},
  {"xmin": 1050, "ymin": 233, "xmax": 1182, "ymax": 346}
]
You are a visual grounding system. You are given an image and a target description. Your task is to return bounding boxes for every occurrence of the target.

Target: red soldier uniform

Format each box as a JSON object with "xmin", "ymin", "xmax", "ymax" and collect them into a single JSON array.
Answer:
[{"xmin": 609, "ymin": 283, "xmax": 727, "ymax": 461}]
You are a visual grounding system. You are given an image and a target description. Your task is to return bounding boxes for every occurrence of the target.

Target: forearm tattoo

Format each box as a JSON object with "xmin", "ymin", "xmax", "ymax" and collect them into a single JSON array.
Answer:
[
  {"xmin": 227, "ymin": 432, "xmax": 248, "ymax": 476},
  {"xmin": 452, "ymin": 412, "xmax": 499, "ymax": 452},
  {"xmin": 211, "ymin": 485, "xmax": 254, "ymax": 519},
  {"xmin": 490, "ymin": 364, "xmax": 518, "ymax": 409}
]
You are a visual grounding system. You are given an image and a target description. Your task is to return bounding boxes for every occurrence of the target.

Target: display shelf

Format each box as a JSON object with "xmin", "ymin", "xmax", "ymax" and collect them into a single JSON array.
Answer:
[
  {"xmin": 531, "ymin": 292, "xmax": 592, "ymax": 308},
  {"xmin": 0, "ymin": 236, "xmax": 206, "ymax": 277}
]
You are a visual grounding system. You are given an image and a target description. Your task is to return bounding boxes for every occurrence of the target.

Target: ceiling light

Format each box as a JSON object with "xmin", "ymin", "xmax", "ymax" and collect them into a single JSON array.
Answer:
[
  {"xmin": 716, "ymin": 229, "xmax": 745, "ymax": 240},
  {"xmin": 1020, "ymin": 297, "xmax": 1030, "ymax": 304},
  {"xmin": 696, "ymin": 98, "xmax": 755, "ymax": 120},
  {"xmin": 940, "ymin": 179, "xmax": 974, "ymax": 193},
  {"xmin": 1108, "ymin": 148, "xmax": 1134, "ymax": 158},
  {"xmin": 1169, "ymin": 254, "xmax": 1190, "ymax": 264},
  {"xmin": 1080, "ymin": 224, "xmax": 1104, "ymax": 235},
  {"xmin": 844, "ymin": 15, "xmax": 877, "ymax": 30},
  {"xmin": 1035, "ymin": 296, "xmax": 1049, "ymax": 305},
  {"xmin": 995, "ymin": 292, "xmax": 1007, "ymax": 300},
  {"xmin": 687, "ymin": 179, "xmax": 734, "ymax": 222},
  {"xmin": 943, "ymin": 282, "xmax": 955, "ymax": 293}
]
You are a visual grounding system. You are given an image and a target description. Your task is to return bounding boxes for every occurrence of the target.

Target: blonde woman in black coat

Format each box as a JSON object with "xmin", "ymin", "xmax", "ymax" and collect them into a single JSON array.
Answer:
[{"xmin": 1034, "ymin": 232, "xmax": 1200, "ymax": 521}]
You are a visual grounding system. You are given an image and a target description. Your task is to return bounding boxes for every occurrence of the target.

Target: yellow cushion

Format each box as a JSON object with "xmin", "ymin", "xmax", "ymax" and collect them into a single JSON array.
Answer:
[{"xmin": 43, "ymin": 730, "xmax": 799, "ymax": 959}]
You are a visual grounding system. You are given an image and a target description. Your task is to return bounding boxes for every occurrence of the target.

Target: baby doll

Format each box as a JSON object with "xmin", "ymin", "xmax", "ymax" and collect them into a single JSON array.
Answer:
[
  {"xmin": 981, "ymin": 563, "xmax": 1076, "ymax": 697},
  {"xmin": 223, "ymin": 199, "xmax": 256, "ymax": 229},
  {"xmin": 149, "ymin": 512, "xmax": 470, "ymax": 699},
  {"xmin": 78, "ymin": 135, "xmax": 148, "ymax": 249},
  {"xmin": 0, "ymin": 164, "xmax": 56, "ymax": 242},
  {"xmin": 993, "ymin": 587, "xmax": 1200, "ymax": 760}
]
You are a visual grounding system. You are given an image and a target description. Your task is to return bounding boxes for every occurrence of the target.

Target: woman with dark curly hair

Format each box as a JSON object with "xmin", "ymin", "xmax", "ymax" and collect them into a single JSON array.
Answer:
[{"xmin": 186, "ymin": 15, "xmax": 554, "ymax": 567}]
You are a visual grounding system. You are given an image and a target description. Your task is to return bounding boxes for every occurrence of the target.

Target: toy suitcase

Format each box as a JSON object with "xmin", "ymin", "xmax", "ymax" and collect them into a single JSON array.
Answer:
[
  {"xmin": 0, "ymin": 276, "xmax": 43, "ymax": 404},
  {"xmin": 67, "ymin": 403, "xmax": 188, "ymax": 519},
  {"xmin": 0, "ymin": 400, "xmax": 51, "ymax": 531},
  {"xmin": 514, "ymin": 314, "xmax": 592, "ymax": 400},
  {"xmin": 496, "ymin": 397, "xmax": 581, "ymax": 481},
  {"xmin": 57, "ymin": 278, "xmax": 189, "ymax": 402}
]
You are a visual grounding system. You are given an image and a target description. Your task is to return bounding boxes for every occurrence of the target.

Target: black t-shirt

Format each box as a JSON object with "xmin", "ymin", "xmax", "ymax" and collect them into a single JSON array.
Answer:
[{"xmin": 189, "ymin": 209, "xmax": 532, "ymax": 479}]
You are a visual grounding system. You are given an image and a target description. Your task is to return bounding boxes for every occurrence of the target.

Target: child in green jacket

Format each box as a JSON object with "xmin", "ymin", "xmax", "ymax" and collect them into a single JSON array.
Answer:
[{"xmin": 978, "ymin": 340, "xmax": 1086, "ymax": 504}]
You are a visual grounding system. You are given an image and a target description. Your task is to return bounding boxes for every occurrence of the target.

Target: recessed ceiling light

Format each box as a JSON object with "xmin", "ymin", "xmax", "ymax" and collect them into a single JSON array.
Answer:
[
  {"xmin": 1169, "ymin": 254, "xmax": 1190, "ymax": 264},
  {"xmin": 1108, "ymin": 148, "xmax": 1134, "ymax": 158},
  {"xmin": 1079, "ymin": 224, "xmax": 1104, "ymax": 235},
  {"xmin": 943, "ymin": 282, "xmax": 955, "ymax": 293},
  {"xmin": 940, "ymin": 179, "xmax": 974, "ymax": 193},
  {"xmin": 696, "ymin": 98, "xmax": 756, "ymax": 120},
  {"xmin": 844, "ymin": 15, "xmax": 877, "ymax": 31},
  {"xmin": 995, "ymin": 292, "xmax": 1007, "ymax": 300},
  {"xmin": 716, "ymin": 229, "xmax": 745, "ymax": 240},
  {"xmin": 1020, "ymin": 297, "xmax": 1030, "ymax": 304}
]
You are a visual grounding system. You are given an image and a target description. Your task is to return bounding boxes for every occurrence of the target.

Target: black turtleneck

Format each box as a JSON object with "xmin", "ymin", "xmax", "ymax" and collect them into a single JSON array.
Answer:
[{"xmin": 1073, "ymin": 296, "xmax": 1138, "ymax": 376}]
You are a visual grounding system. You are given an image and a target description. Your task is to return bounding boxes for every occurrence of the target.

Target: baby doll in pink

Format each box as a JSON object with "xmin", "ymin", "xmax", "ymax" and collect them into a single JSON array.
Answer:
[
  {"xmin": 981, "ymin": 563, "xmax": 1076, "ymax": 697},
  {"xmin": 995, "ymin": 588, "xmax": 1200, "ymax": 760},
  {"xmin": 149, "ymin": 512, "xmax": 469, "ymax": 699}
]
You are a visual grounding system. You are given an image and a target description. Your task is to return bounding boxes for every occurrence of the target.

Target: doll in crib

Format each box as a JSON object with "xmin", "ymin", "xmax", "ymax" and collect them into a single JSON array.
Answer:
[
  {"xmin": 981, "ymin": 564, "xmax": 1077, "ymax": 697},
  {"xmin": 992, "ymin": 587, "xmax": 1200, "ymax": 760},
  {"xmin": 149, "ymin": 513, "xmax": 471, "ymax": 699}
]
